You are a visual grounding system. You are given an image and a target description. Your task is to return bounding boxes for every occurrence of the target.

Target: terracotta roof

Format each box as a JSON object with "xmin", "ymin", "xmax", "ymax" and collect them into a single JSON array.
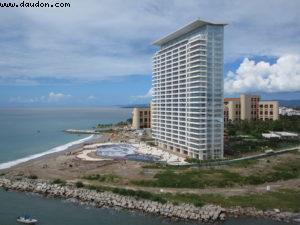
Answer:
[{"xmin": 224, "ymin": 98, "xmax": 240, "ymax": 102}]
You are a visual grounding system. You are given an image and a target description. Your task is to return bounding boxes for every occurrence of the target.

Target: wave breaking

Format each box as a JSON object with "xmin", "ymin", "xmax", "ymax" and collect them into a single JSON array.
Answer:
[{"xmin": 0, "ymin": 135, "xmax": 94, "ymax": 170}]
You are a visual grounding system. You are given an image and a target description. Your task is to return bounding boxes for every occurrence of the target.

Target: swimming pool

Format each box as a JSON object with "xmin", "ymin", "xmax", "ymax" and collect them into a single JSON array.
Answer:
[{"xmin": 96, "ymin": 144, "xmax": 159, "ymax": 162}]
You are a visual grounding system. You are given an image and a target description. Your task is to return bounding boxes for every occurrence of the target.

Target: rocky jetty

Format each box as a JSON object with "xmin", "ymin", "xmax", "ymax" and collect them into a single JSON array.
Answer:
[
  {"xmin": 227, "ymin": 206, "xmax": 297, "ymax": 223},
  {"xmin": 0, "ymin": 178, "xmax": 225, "ymax": 222},
  {"xmin": 0, "ymin": 177, "xmax": 298, "ymax": 223}
]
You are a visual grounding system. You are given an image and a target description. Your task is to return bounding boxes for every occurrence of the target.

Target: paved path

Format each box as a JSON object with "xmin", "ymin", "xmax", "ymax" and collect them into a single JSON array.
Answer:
[{"xmin": 188, "ymin": 145, "xmax": 300, "ymax": 167}]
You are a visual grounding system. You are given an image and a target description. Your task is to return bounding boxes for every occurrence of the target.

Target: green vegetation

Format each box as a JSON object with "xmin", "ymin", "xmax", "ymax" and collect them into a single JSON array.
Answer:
[
  {"xmin": 96, "ymin": 123, "xmax": 113, "ymax": 128},
  {"xmin": 96, "ymin": 118, "xmax": 132, "ymax": 130},
  {"xmin": 145, "ymin": 142, "xmax": 157, "ymax": 147},
  {"xmin": 27, "ymin": 175, "xmax": 38, "ymax": 179},
  {"xmin": 75, "ymin": 181, "xmax": 84, "ymax": 188},
  {"xmin": 85, "ymin": 183, "xmax": 299, "ymax": 211},
  {"xmin": 185, "ymin": 157, "xmax": 224, "ymax": 164},
  {"xmin": 132, "ymin": 169, "xmax": 241, "ymax": 188},
  {"xmin": 83, "ymin": 174, "xmax": 121, "ymax": 183},
  {"xmin": 225, "ymin": 116, "xmax": 300, "ymax": 156},
  {"xmin": 163, "ymin": 193, "xmax": 204, "ymax": 207},
  {"xmin": 52, "ymin": 178, "xmax": 66, "ymax": 186},
  {"xmin": 112, "ymin": 188, "xmax": 167, "ymax": 204},
  {"xmin": 0, "ymin": 173, "xmax": 6, "ymax": 176},
  {"xmin": 142, "ymin": 163, "xmax": 166, "ymax": 169},
  {"xmin": 163, "ymin": 189, "xmax": 300, "ymax": 212},
  {"xmin": 226, "ymin": 137, "xmax": 299, "ymax": 156},
  {"xmin": 142, "ymin": 163, "xmax": 187, "ymax": 170},
  {"xmin": 244, "ymin": 159, "xmax": 300, "ymax": 185},
  {"xmin": 230, "ymin": 159, "xmax": 259, "ymax": 168},
  {"xmin": 132, "ymin": 159, "xmax": 300, "ymax": 188},
  {"xmin": 86, "ymin": 184, "xmax": 108, "ymax": 192},
  {"xmin": 226, "ymin": 116, "xmax": 300, "ymax": 136}
]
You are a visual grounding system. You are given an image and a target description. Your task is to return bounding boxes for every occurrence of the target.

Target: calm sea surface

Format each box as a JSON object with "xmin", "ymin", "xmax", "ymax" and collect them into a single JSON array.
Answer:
[
  {"xmin": 0, "ymin": 107, "xmax": 131, "ymax": 164},
  {"xmin": 0, "ymin": 107, "xmax": 289, "ymax": 225}
]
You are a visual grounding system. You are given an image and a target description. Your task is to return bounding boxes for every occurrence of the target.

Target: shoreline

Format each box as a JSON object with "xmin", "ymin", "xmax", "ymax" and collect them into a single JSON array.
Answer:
[
  {"xmin": 1, "ymin": 129, "xmax": 299, "ymax": 224},
  {"xmin": 0, "ymin": 177, "xmax": 298, "ymax": 223},
  {"xmin": 0, "ymin": 135, "xmax": 99, "ymax": 170}
]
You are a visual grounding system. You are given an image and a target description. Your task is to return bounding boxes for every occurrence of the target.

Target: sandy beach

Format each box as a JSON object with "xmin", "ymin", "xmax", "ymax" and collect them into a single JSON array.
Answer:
[{"xmin": 1, "ymin": 131, "xmax": 153, "ymax": 181}]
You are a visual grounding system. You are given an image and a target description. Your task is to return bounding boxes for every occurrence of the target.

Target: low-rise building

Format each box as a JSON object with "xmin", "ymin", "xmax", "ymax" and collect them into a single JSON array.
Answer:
[
  {"xmin": 279, "ymin": 106, "xmax": 300, "ymax": 116},
  {"xmin": 262, "ymin": 131, "xmax": 298, "ymax": 139},
  {"xmin": 224, "ymin": 98, "xmax": 241, "ymax": 122},
  {"xmin": 224, "ymin": 94, "xmax": 279, "ymax": 122},
  {"xmin": 132, "ymin": 107, "xmax": 151, "ymax": 129},
  {"xmin": 258, "ymin": 101, "xmax": 279, "ymax": 121}
]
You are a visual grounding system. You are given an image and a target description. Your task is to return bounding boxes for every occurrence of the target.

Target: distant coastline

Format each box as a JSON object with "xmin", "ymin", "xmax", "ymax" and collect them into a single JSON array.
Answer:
[{"xmin": 118, "ymin": 104, "xmax": 149, "ymax": 109}]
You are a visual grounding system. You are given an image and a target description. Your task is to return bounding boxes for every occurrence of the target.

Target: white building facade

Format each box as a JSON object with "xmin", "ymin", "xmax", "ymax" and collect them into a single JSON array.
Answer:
[{"xmin": 151, "ymin": 20, "xmax": 226, "ymax": 160}]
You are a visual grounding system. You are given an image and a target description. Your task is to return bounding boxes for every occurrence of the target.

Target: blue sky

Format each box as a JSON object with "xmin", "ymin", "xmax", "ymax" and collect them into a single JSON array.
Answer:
[{"xmin": 0, "ymin": 0, "xmax": 300, "ymax": 106}]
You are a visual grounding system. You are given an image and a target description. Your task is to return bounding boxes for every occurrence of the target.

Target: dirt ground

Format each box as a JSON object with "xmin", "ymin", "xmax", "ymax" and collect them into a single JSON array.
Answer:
[{"xmin": 3, "ymin": 139, "xmax": 147, "ymax": 181}]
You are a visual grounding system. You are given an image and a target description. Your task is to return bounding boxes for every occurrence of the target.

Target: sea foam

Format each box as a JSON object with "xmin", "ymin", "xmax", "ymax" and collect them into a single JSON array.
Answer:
[{"xmin": 0, "ymin": 135, "xmax": 94, "ymax": 170}]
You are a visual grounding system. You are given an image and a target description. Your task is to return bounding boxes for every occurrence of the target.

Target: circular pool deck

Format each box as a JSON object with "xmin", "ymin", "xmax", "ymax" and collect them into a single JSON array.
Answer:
[{"xmin": 96, "ymin": 144, "xmax": 159, "ymax": 162}]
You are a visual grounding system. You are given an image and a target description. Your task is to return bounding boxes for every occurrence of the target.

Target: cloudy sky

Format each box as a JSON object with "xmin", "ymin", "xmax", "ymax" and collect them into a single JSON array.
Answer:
[{"xmin": 0, "ymin": 0, "xmax": 299, "ymax": 106}]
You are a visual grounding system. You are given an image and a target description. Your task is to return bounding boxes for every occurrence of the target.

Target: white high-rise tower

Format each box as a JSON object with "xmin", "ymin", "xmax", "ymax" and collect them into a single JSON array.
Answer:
[{"xmin": 151, "ymin": 19, "xmax": 226, "ymax": 160}]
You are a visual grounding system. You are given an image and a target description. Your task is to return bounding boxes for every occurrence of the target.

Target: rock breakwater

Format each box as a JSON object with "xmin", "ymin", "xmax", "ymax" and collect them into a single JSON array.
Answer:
[
  {"xmin": 0, "ymin": 178, "xmax": 225, "ymax": 222},
  {"xmin": 0, "ymin": 178, "xmax": 298, "ymax": 223}
]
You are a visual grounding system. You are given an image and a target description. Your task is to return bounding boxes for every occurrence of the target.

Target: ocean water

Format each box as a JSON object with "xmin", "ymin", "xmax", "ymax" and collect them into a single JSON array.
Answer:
[
  {"xmin": 0, "ymin": 107, "xmax": 290, "ymax": 225},
  {"xmin": 0, "ymin": 107, "xmax": 132, "ymax": 165},
  {"xmin": 0, "ymin": 190, "xmax": 289, "ymax": 225}
]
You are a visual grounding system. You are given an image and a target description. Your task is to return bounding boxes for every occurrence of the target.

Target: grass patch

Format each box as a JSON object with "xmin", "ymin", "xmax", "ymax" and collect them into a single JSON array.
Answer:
[
  {"xmin": 75, "ymin": 181, "xmax": 84, "ymax": 188},
  {"xmin": 141, "ymin": 163, "xmax": 187, "ymax": 170},
  {"xmin": 132, "ymin": 159, "xmax": 300, "ymax": 188},
  {"xmin": 244, "ymin": 159, "xmax": 300, "ymax": 185},
  {"xmin": 230, "ymin": 159, "xmax": 258, "ymax": 168},
  {"xmin": 52, "ymin": 178, "xmax": 66, "ymax": 186},
  {"xmin": 132, "ymin": 169, "xmax": 241, "ymax": 188},
  {"xmin": 201, "ymin": 189, "xmax": 300, "ymax": 212},
  {"xmin": 185, "ymin": 157, "xmax": 223, "ymax": 164},
  {"xmin": 83, "ymin": 174, "xmax": 121, "ymax": 183},
  {"xmin": 162, "ymin": 193, "xmax": 204, "ymax": 207},
  {"xmin": 168, "ymin": 189, "xmax": 300, "ymax": 212},
  {"xmin": 27, "ymin": 174, "xmax": 38, "ymax": 179},
  {"xmin": 112, "ymin": 188, "xmax": 167, "ymax": 204},
  {"xmin": 86, "ymin": 184, "xmax": 108, "ymax": 192}
]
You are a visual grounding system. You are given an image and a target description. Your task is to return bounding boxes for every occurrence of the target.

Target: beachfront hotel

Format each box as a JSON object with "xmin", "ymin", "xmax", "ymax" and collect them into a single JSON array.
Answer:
[
  {"xmin": 224, "ymin": 94, "xmax": 279, "ymax": 123},
  {"xmin": 151, "ymin": 19, "xmax": 226, "ymax": 160}
]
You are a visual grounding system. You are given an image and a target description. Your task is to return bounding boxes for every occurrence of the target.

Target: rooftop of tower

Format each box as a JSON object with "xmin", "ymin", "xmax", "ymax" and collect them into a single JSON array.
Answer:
[{"xmin": 153, "ymin": 19, "xmax": 227, "ymax": 46}]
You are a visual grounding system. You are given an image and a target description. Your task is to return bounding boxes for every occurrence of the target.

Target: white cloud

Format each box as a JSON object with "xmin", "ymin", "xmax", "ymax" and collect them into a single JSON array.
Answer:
[
  {"xmin": 224, "ymin": 54, "xmax": 300, "ymax": 93},
  {"xmin": 9, "ymin": 96, "xmax": 44, "ymax": 103},
  {"xmin": 0, "ymin": 0, "xmax": 299, "ymax": 82},
  {"xmin": 9, "ymin": 92, "xmax": 72, "ymax": 103},
  {"xmin": 135, "ymin": 87, "xmax": 153, "ymax": 99},
  {"xmin": 87, "ymin": 95, "xmax": 96, "ymax": 100},
  {"xmin": 48, "ymin": 92, "xmax": 71, "ymax": 102}
]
